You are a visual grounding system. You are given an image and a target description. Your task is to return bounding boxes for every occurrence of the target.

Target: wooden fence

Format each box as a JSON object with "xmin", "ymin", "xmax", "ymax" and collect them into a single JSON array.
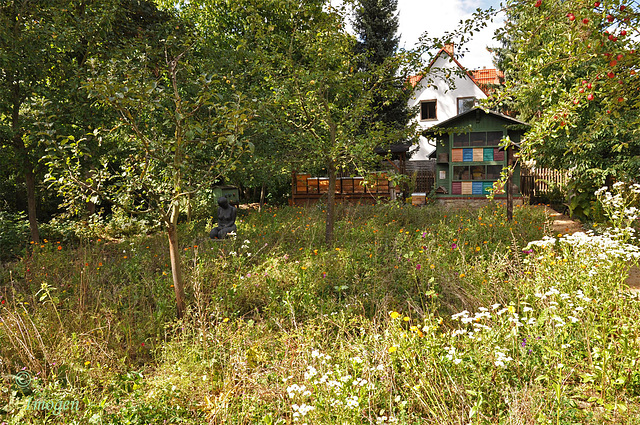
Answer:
[
  {"xmin": 411, "ymin": 170, "xmax": 436, "ymax": 193},
  {"xmin": 520, "ymin": 167, "xmax": 568, "ymax": 199},
  {"xmin": 291, "ymin": 172, "xmax": 393, "ymax": 205}
]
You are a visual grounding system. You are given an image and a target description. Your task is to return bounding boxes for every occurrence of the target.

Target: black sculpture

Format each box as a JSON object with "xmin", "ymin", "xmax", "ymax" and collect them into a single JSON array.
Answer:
[{"xmin": 209, "ymin": 196, "xmax": 237, "ymax": 239}]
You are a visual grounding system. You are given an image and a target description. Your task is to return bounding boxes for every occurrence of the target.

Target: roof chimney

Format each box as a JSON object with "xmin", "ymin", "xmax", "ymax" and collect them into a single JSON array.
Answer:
[{"xmin": 444, "ymin": 43, "xmax": 454, "ymax": 57}]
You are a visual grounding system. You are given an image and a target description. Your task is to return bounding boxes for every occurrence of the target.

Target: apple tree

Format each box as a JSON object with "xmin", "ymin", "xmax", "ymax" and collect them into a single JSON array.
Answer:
[
  {"xmin": 45, "ymin": 23, "xmax": 253, "ymax": 318},
  {"xmin": 262, "ymin": 0, "xmax": 417, "ymax": 244},
  {"xmin": 489, "ymin": 0, "xmax": 639, "ymax": 215}
]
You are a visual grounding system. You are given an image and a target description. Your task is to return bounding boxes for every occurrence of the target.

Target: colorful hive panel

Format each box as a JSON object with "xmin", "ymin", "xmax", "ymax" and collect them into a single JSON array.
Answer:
[
  {"xmin": 483, "ymin": 148, "xmax": 494, "ymax": 162},
  {"xmin": 452, "ymin": 182, "xmax": 462, "ymax": 195},
  {"xmin": 473, "ymin": 148, "xmax": 484, "ymax": 162},
  {"xmin": 463, "ymin": 148, "xmax": 473, "ymax": 162},
  {"xmin": 483, "ymin": 181, "xmax": 494, "ymax": 194},
  {"xmin": 461, "ymin": 182, "xmax": 473, "ymax": 195},
  {"xmin": 472, "ymin": 182, "xmax": 483, "ymax": 195},
  {"xmin": 452, "ymin": 149, "xmax": 463, "ymax": 162},
  {"xmin": 494, "ymin": 148, "xmax": 504, "ymax": 161}
]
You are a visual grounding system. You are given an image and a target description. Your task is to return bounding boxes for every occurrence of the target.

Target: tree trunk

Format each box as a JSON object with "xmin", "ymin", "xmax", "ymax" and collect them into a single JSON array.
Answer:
[
  {"xmin": 506, "ymin": 146, "xmax": 513, "ymax": 222},
  {"xmin": 11, "ymin": 78, "xmax": 40, "ymax": 243},
  {"xmin": 186, "ymin": 193, "xmax": 192, "ymax": 223},
  {"xmin": 259, "ymin": 182, "xmax": 266, "ymax": 212},
  {"xmin": 25, "ymin": 169, "xmax": 40, "ymax": 243},
  {"xmin": 167, "ymin": 205, "xmax": 186, "ymax": 319},
  {"xmin": 325, "ymin": 159, "xmax": 336, "ymax": 245}
]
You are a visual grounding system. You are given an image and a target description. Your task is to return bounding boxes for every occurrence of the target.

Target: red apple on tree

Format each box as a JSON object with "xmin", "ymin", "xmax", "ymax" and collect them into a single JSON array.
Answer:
[
  {"xmin": 607, "ymin": 14, "xmax": 614, "ymax": 22},
  {"xmin": 587, "ymin": 94, "xmax": 594, "ymax": 101},
  {"xmin": 620, "ymin": 30, "xmax": 627, "ymax": 36},
  {"xmin": 534, "ymin": 0, "xmax": 541, "ymax": 7},
  {"xmin": 594, "ymin": 1, "xmax": 600, "ymax": 6},
  {"xmin": 567, "ymin": 13, "xmax": 576, "ymax": 21},
  {"xmin": 582, "ymin": 18, "xmax": 589, "ymax": 24}
]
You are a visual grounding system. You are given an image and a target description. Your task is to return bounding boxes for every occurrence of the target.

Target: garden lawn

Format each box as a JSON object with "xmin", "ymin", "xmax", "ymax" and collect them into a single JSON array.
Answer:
[{"xmin": 1, "ymin": 202, "xmax": 639, "ymax": 424}]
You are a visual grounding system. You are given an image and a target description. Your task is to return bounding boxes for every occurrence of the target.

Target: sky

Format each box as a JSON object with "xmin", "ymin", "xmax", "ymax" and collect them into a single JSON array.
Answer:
[{"xmin": 395, "ymin": 0, "xmax": 504, "ymax": 70}]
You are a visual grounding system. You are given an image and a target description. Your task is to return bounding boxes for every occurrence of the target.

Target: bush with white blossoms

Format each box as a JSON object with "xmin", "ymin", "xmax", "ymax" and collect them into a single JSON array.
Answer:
[
  {"xmin": 380, "ymin": 184, "xmax": 640, "ymax": 422},
  {"xmin": 284, "ymin": 349, "xmax": 397, "ymax": 423},
  {"xmin": 595, "ymin": 181, "xmax": 640, "ymax": 241}
]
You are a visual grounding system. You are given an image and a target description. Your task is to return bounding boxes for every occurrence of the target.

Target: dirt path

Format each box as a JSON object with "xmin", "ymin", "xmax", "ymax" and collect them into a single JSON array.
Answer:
[
  {"xmin": 543, "ymin": 206, "xmax": 584, "ymax": 235},
  {"xmin": 534, "ymin": 205, "xmax": 640, "ymax": 293}
]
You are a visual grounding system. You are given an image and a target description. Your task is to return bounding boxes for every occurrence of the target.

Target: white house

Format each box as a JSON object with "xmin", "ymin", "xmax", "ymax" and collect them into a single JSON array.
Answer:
[{"xmin": 408, "ymin": 45, "xmax": 497, "ymax": 161}]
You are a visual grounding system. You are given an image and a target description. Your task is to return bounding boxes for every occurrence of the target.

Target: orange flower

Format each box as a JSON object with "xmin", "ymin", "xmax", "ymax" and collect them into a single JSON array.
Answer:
[{"xmin": 57, "ymin": 246, "xmax": 62, "ymax": 251}]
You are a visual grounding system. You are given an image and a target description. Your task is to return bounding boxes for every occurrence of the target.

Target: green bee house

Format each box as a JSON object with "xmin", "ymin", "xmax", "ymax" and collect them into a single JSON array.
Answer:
[{"xmin": 425, "ymin": 108, "xmax": 528, "ymax": 204}]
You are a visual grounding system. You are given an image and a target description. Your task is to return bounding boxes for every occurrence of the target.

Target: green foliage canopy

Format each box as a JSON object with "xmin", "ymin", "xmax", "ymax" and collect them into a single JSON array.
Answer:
[{"xmin": 491, "ymin": 0, "xmax": 640, "ymax": 186}]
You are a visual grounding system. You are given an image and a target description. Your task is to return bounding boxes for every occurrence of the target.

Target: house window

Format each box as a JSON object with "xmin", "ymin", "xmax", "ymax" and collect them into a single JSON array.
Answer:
[
  {"xmin": 457, "ymin": 97, "xmax": 476, "ymax": 115},
  {"xmin": 420, "ymin": 100, "xmax": 437, "ymax": 120}
]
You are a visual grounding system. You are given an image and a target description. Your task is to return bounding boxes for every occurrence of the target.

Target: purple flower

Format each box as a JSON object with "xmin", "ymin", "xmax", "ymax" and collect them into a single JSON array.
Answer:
[
  {"xmin": 451, "ymin": 243, "xmax": 458, "ymax": 249},
  {"xmin": 416, "ymin": 264, "xmax": 421, "ymax": 270},
  {"xmin": 422, "ymin": 232, "xmax": 427, "ymax": 238},
  {"xmin": 321, "ymin": 272, "xmax": 327, "ymax": 278}
]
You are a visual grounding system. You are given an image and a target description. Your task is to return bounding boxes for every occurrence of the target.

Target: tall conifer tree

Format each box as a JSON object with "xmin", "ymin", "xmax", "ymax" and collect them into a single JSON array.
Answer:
[{"xmin": 353, "ymin": 0, "xmax": 412, "ymax": 132}]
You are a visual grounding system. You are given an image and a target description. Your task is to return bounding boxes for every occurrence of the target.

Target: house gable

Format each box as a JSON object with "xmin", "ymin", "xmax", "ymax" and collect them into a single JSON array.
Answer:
[{"xmin": 408, "ymin": 48, "xmax": 489, "ymax": 161}]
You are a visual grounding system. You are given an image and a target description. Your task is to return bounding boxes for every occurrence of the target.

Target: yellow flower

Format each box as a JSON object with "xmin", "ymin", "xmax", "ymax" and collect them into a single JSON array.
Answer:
[
  {"xmin": 223, "ymin": 318, "xmax": 229, "ymax": 323},
  {"xmin": 507, "ymin": 305, "xmax": 516, "ymax": 314},
  {"xmin": 84, "ymin": 361, "xmax": 90, "ymax": 366},
  {"xmin": 389, "ymin": 311, "xmax": 400, "ymax": 319},
  {"xmin": 403, "ymin": 316, "xmax": 410, "ymax": 322},
  {"xmin": 430, "ymin": 264, "xmax": 435, "ymax": 269},
  {"xmin": 475, "ymin": 247, "xmax": 481, "ymax": 252},
  {"xmin": 388, "ymin": 346, "xmax": 397, "ymax": 354},
  {"xmin": 459, "ymin": 273, "xmax": 466, "ymax": 278}
]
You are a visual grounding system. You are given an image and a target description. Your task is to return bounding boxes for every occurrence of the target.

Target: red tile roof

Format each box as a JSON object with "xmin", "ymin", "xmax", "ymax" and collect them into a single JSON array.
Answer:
[
  {"xmin": 408, "ymin": 75, "xmax": 423, "ymax": 88},
  {"xmin": 471, "ymin": 68, "xmax": 504, "ymax": 92},
  {"xmin": 408, "ymin": 48, "xmax": 504, "ymax": 95}
]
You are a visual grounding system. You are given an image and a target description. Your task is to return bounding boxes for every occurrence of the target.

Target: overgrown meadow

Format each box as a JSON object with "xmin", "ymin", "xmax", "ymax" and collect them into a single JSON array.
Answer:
[{"xmin": 1, "ymin": 196, "xmax": 640, "ymax": 424}]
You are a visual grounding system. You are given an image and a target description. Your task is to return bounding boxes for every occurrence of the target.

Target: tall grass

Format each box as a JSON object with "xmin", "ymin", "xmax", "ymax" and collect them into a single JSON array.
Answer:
[{"xmin": 1, "ymin": 201, "xmax": 639, "ymax": 424}]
